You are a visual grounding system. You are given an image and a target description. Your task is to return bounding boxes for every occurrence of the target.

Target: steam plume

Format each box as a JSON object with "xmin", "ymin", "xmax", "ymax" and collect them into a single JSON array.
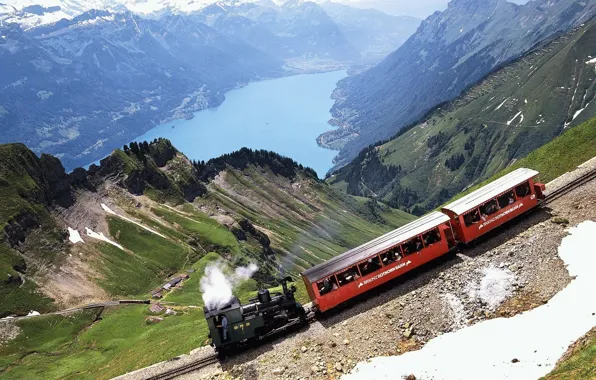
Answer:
[{"xmin": 200, "ymin": 261, "xmax": 258, "ymax": 310}]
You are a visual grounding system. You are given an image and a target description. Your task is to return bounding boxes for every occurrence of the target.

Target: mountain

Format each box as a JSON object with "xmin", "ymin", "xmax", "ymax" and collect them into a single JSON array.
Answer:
[
  {"xmin": 320, "ymin": 0, "xmax": 596, "ymax": 167},
  {"xmin": 0, "ymin": 10, "xmax": 284, "ymax": 170},
  {"xmin": 319, "ymin": 2, "xmax": 421, "ymax": 59},
  {"xmin": 328, "ymin": 19, "xmax": 596, "ymax": 214},
  {"xmin": 0, "ymin": 138, "xmax": 413, "ymax": 317},
  {"xmin": 193, "ymin": 1, "xmax": 361, "ymax": 63}
]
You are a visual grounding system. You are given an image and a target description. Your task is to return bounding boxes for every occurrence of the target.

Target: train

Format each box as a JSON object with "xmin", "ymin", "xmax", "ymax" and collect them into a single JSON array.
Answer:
[
  {"xmin": 205, "ymin": 277, "xmax": 308, "ymax": 354},
  {"xmin": 207, "ymin": 168, "xmax": 546, "ymax": 352}
]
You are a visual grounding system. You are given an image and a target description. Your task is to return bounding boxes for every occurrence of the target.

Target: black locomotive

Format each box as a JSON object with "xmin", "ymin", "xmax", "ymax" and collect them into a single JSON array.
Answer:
[{"xmin": 205, "ymin": 277, "xmax": 307, "ymax": 354}]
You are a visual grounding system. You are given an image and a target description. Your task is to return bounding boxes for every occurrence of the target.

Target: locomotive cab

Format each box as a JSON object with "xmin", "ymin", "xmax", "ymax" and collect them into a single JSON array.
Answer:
[{"xmin": 205, "ymin": 277, "xmax": 306, "ymax": 353}]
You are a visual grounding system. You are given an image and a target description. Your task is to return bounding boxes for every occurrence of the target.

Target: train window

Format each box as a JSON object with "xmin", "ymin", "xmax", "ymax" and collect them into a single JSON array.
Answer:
[
  {"xmin": 515, "ymin": 182, "xmax": 530, "ymax": 198},
  {"xmin": 498, "ymin": 190, "xmax": 516, "ymax": 208},
  {"xmin": 402, "ymin": 237, "xmax": 423, "ymax": 255},
  {"xmin": 422, "ymin": 228, "xmax": 442, "ymax": 246},
  {"xmin": 358, "ymin": 256, "xmax": 381, "ymax": 276},
  {"xmin": 381, "ymin": 247, "xmax": 402, "ymax": 265},
  {"xmin": 480, "ymin": 199, "xmax": 498, "ymax": 217},
  {"xmin": 464, "ymin": 208, "xmax": 481, "ymax": 226},
  {"xmin": 337, "ymin": 266, "xmax": 360, "ymax": 287},
  {"xmin": 317, "ymin": 276, "xmax": 338, "ymax": 295}
]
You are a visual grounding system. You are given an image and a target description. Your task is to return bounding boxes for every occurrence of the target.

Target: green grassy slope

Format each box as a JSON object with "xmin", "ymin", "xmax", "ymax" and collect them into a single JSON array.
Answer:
[
  {"xmin": 444, "ymin": 113, "xmax": 596, "ymax": 204},
  {"xmin": 0, "ymin": 140, "xmax": 414, "ymax": 379},
  {"xmin": 329, "ymin": 20, "xmax": 596, "ymax": 214},
  {"xmin": 541, "ymin": 329, "xmax": 596, "ymax": 380},
  {"xmin": 0, "ymin": 144, "xmax": 70, "ymax": 316}
]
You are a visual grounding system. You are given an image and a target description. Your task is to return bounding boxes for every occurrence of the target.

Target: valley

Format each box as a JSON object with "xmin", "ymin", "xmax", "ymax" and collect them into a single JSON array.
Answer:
[
  {"xmin": 1, "ymin": 0, "xmax": 596, "ymax": 379},
  {"xmin": 0, "ymin": 1, "xmax": 419, "ymax": 171}
]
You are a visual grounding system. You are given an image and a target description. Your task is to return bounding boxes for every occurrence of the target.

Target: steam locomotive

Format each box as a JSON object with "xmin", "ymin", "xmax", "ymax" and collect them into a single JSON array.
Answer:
[{"xmin": 205, "ymin": 277, "xmax": 308, "ymax": 354}]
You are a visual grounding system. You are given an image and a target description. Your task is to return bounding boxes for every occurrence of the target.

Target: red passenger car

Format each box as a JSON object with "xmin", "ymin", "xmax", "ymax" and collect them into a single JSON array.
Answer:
[
  {"xmin": 441, "ymin": 168, "xmax": 546, "ymax": 244},
  {"xmin": 301, "ymin": 212, "xmax": 455, "ymax": 312}
]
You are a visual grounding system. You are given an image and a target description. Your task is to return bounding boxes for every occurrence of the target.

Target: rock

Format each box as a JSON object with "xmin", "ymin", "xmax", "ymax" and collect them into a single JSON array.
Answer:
[
  {"xmin": 145, "ymin": 317, "xmax": 163, "ymax": 324},
  {"xmin": 301, "ymin": 346, "xmax": 307, "ymax": 353},
  {"xmin": 310, "ymin": 366, "xmax": 319, "ymax": 374},
  {"xmin": 335, "ymin": 363, "xmax": 343, "ymax": 372},
  {"xmin": 511, "ymin": 358, "xmax": 519, "ymax": 363},
  {"xmin": 406, "ymin": 375, "xmax": 417, "ymax": 380},
  {"xmin": 343, "ymin": 339, "xmax": 350, "ymax": 345},
  {"xmin": 403, "ymin": 329, "xmax": 414, "ymax": 339},
  {"xmin": 272, "ymin": 367, "xmax": 285, "ymax": 375},
  {"xmin": 330, "ymin": 342, "xmax": 337, "ymax": 348}
]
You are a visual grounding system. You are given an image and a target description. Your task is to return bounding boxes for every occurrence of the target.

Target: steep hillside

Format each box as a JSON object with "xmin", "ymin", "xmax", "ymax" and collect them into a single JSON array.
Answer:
[
  {"xmin": 320, "ymin": 0, "xmax": 596, "ymax": 166},
  {"xmin": 329, "ymin": 20, "xmax": 596, "ymax": 214},
  {"xmin": 0, "ymin": 139, "xmax": 413, "ymax": 317}
]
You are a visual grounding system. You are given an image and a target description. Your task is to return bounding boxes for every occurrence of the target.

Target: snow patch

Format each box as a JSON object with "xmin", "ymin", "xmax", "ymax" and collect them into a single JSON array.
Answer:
[
  {"xmin": 85, "ymin": 227, "xmax": 124, "ymax": 250},
  {"xmin": 442, "ymin": 293, "xmax": 467, "ymax": 329},
  {"xmin": 494, "ymin": 98, "xmax": 508, "ymax": 111},
  {"xmin": 345, "ymin": 221, "xmax": 596, "ymax": 380},
  {"xmin": 101, "ymin": 203, "xmax": 167, "ymax": 239},
  {"xmin": 68, "ymin": 227, "xmax": 84, "ymax": 244},
  {"xmin": 27, "ymin": 311, "xmax": 40, "ymax": 316},
  {"xmin": 466, "ymin": 266, "xmax": 515, "ymax": 310},
  {"xmin": 507, "ymin": 111, "xmax": 523, "ymax": 126}
]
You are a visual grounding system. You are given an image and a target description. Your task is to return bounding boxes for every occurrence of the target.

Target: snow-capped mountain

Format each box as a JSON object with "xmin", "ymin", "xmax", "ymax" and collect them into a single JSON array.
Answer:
[{"xmin": 0, "ymin": 9, "xmax": 283, "ymax": 169}]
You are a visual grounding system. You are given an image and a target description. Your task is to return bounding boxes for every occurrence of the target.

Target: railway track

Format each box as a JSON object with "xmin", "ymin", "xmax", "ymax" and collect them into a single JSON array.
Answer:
[
  {"xmin": 145, "ymin": 355, "xmax": 219, "ymax": 380},
  {"xmin": 545, "ymin": 167, "xmax": 596, "ymax": 204}
]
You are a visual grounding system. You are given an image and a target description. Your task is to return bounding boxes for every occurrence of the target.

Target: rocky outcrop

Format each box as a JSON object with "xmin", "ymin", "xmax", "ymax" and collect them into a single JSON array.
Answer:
[
  {"xmin": 4, "ymin": 210, "xmax": 41, "ymax": 248},
  {"xmin": 239, "ymin": 219, "xmax": 274, "ymax": 255},
  {"xmin": 40, "ymin": 154, "xmax": 75, "ymax": 208}
]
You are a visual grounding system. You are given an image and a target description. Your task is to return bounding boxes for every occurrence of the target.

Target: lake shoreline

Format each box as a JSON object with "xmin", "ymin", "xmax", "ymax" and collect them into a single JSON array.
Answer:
[{"xmin": 131, "ymin": 70, "xmax": 348, "ymax": 177}]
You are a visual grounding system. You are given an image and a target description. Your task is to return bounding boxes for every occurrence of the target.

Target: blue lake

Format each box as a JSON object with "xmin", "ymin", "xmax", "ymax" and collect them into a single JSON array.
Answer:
[{"xmin": 135, "ymin": 70, "xmax": 346, "ymax": 177}]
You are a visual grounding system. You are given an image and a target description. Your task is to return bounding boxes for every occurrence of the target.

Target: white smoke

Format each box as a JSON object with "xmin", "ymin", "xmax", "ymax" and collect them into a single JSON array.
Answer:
[
  {"xmin": 200, "ymin": 261, "xmax": 259, "ymax": 310},
  {"xmin": 235, "ymin": 263, "xmax": 258, "ymax": 279}
]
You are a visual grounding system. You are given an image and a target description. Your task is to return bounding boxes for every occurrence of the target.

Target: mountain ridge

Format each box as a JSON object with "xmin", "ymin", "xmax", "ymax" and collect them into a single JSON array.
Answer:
[
  {"xmin": 0, "ymin": 138, "xmax": 413, "ymax": 317},
  {"xmin": 320, "ymin": 0, "xmax": 596, "ymax": 167},
  {"xmin": 328, "ymin": 18, "xmax": 596, "ymax": 214}
]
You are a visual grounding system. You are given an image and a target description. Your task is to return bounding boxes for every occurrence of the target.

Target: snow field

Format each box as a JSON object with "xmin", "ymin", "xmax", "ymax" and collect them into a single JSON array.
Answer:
[{"xmin": 345, "ymin": 221, "xmax": 596, "ymax": 380}]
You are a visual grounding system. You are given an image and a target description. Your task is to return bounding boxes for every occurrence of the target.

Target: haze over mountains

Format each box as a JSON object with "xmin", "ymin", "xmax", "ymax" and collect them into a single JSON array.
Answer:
[
  {"xmin": 322, "ymin": 0, "xmax": 596, "ymax": 167},
  {"xmin": 0, "ymin": 0, "xmax": 420, "ymax": 169}
]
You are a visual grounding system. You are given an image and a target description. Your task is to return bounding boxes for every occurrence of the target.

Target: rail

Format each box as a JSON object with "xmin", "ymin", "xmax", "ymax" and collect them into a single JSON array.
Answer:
[
  {"xmin": 145, "ymin": 355, "xmax": 219, "ymax": 380},
  {"xmin": 544, "ymin": 167, "xmax": 596, "ymax": 204}
]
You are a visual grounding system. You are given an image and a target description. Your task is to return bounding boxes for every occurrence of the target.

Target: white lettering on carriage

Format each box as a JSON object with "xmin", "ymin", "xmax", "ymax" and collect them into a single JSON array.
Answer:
[
  {"xmin": 357, "ymin": 260, "xmax": 412, "ymax": 289},
  {"xmin": 479, "ymin": 203, "xmax": 524, "ymax": 230}
]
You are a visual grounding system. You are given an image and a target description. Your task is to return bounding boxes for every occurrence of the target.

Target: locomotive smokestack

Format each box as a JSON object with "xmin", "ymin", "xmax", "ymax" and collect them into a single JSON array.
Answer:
[{"xmin": 200, "ymin": 261, "xmax": 259, "ymax": 310}]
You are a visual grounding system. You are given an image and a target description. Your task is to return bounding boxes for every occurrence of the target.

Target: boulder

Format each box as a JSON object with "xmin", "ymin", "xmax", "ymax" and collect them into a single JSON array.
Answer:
[{"xmin": 272, "ymin": 367, "xmax": 285, "ymax": 375}]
